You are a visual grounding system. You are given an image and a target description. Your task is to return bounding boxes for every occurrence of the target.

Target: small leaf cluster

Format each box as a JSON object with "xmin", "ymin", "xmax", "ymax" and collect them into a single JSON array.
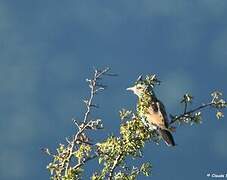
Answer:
[
  {"xmin": 142, "ymin": 74, "xmax": 161, "ymax": 87},
  {"xmin": 113, "ymin": 163, "xmax": 152, "ymax": 180},
  {"xmin": 46, "ymin": 144, "xmax": 83, "ymax": 180},
  {"xmin": 92, "ymin": 111, "xmax": 152, "ymax": 179},
  {"xmin": 211, "ymin": 91, "xmax": 227, "ymax": 119},
  {"xmin": 135, "ymin": 74, "xmax": 160, "ymax": 90}
]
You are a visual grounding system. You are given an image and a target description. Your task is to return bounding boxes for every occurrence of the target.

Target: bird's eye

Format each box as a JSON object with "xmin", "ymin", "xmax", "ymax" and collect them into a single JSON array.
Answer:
[{"xmin": 137, "ymin": 86, "xmax": 142, "ymax": 89}]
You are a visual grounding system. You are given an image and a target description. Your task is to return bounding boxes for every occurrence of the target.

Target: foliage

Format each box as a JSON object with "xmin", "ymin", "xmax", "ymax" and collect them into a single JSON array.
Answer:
[{"xmin": 43, "ymin": 68, "xmax": 226, "ymax": 180}]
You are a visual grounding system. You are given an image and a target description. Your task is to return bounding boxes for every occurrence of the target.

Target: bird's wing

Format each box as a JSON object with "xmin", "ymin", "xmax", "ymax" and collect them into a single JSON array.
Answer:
[
  {"xmin": 158, "ymin": 100, "xmax": 169, "ymax": 127},
  {"xmin": 145, "ymin": 101, "xmax": 168, "ymax": 129}
]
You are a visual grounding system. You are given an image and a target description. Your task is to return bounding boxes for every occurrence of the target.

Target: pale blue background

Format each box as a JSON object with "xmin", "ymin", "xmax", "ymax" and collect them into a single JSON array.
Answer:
[{"xmin": 0, "ymin": 1, "xmax": 227, "ymax": 179}]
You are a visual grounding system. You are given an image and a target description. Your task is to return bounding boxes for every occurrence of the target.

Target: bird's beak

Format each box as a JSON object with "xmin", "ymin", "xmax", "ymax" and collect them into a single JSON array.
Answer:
[{"xmin": 126, "ymin": 86, "xmax": 135, "ymax": 91}]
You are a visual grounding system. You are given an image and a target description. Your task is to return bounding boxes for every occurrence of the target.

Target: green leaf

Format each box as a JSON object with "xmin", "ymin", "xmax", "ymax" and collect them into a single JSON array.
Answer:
[
  {"xmin": 193, "ymin": 111, "xmax": 202, "ymax": 124},
  {"xmin": 140, "ymin": 162, "xmax": 152, "ymax": 176},
  {"xmin": 181, "ymin": 93, "xmax": 193, "ymax": 103},
  {"xmin": 216, "ymin": 111, "xmax": 224, "ymax": 119},
  {"xmin": 98, "ymin": 157, "xmax": 103, "ymax": 164}
]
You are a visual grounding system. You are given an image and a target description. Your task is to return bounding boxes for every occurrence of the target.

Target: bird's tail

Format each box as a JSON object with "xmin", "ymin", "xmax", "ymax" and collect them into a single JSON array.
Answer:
[{"xmin": 158, "ymin": 129, "xmax": 175, "ymax": 146}]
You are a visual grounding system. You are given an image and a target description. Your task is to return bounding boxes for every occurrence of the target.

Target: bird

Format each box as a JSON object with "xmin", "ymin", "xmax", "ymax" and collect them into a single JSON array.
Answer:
[{"xmin": 127, "ymin": 75, "xmax": 175, "ymax": 146}]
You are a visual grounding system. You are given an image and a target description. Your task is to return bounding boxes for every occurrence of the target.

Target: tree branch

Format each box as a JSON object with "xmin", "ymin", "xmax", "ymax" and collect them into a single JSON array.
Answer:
[
  {"xmin": 64, "ymin": 67, "xmax": 111, "ymax": 175},
  {"xmin": 170, "ymin": 102, "xmax": 214, "ymax": 124},
  {"xmin": 83, "ymin": 67, "xmax": 110, "ymax": 123},
  {"xmin": 108, "ymin": 153, "xmax": 123, "ymax": 180},
  {"xmin": 73, "ymin": 154, "xmax": 98, "ymax": 170}
]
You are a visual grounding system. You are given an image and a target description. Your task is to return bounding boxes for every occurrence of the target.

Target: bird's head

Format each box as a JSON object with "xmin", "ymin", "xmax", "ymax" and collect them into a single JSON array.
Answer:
[
  {"xmin": 127, "ymin": 74, "xmax": 160, "ymax": 97},
  {"xmin": 127, "ymin": 75, "xmax": 152, "ymax": 97},
  {"xmin": 127, "ymin": 83, "xmax": 148, "ymax": 97}
]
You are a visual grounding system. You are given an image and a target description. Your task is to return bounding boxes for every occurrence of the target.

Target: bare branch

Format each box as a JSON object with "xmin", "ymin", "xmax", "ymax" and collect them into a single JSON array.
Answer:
[
  {"xmin": 184, "ymin": 102, "xmax": 188, "ymax": 114},
  {"xmin": 72, "ymin": 118, "xmax": 81, "ymax": 129},
  {"xmin": 83, "ymin": 67, "xmax": 111, "ymax": 123},
  {"xmin": 41, "ymin": 148, "xmax": 55, "ymax": 157}
]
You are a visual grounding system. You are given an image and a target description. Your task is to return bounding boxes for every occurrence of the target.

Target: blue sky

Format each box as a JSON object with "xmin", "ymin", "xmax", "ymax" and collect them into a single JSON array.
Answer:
[{"xmin": 0, "ymin": 1, "xmax": 227, "ymax": 180}]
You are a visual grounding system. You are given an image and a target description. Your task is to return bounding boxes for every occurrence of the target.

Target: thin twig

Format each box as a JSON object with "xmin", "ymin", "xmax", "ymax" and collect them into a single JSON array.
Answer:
[
  {"xmin": 184, "ymin": 102, "xmax": 188, "ymax": 114},
  {"xmin": 72, "ymin": 118, "xmax": 80, "ymax": 129},
  {"xmin": 108, "ymin": 154, "xmax": 123, "ymax": 180},
  {"xmin": 83, "ymin": 67, "xmax": 110, "ymax": 123},
  {"xmin": 73, "ymin": 154, "xmax": 98, "ymax": 170}
]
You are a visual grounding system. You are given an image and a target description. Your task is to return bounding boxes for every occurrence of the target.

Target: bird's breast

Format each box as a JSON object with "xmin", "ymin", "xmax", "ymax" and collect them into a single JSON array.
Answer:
[{"xmin": 140, "ymin": 116, "xmax": 157, "ymax": 130}]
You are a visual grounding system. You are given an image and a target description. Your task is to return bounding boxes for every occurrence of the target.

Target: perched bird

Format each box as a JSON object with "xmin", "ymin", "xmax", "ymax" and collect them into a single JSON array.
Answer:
[{"xmin": 127, "ymin": 76, "xmax": 175, "ymax": 146}]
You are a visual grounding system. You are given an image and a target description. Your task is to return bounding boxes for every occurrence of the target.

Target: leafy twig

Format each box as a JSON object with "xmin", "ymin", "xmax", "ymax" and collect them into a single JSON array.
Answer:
[
  {"xmin": 170, "ymin": 102, "xmax": 214, "ymax": 124},
  {"xmin": 108, "ymin": 153, "xmax": 123, "ymax": 180}
]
